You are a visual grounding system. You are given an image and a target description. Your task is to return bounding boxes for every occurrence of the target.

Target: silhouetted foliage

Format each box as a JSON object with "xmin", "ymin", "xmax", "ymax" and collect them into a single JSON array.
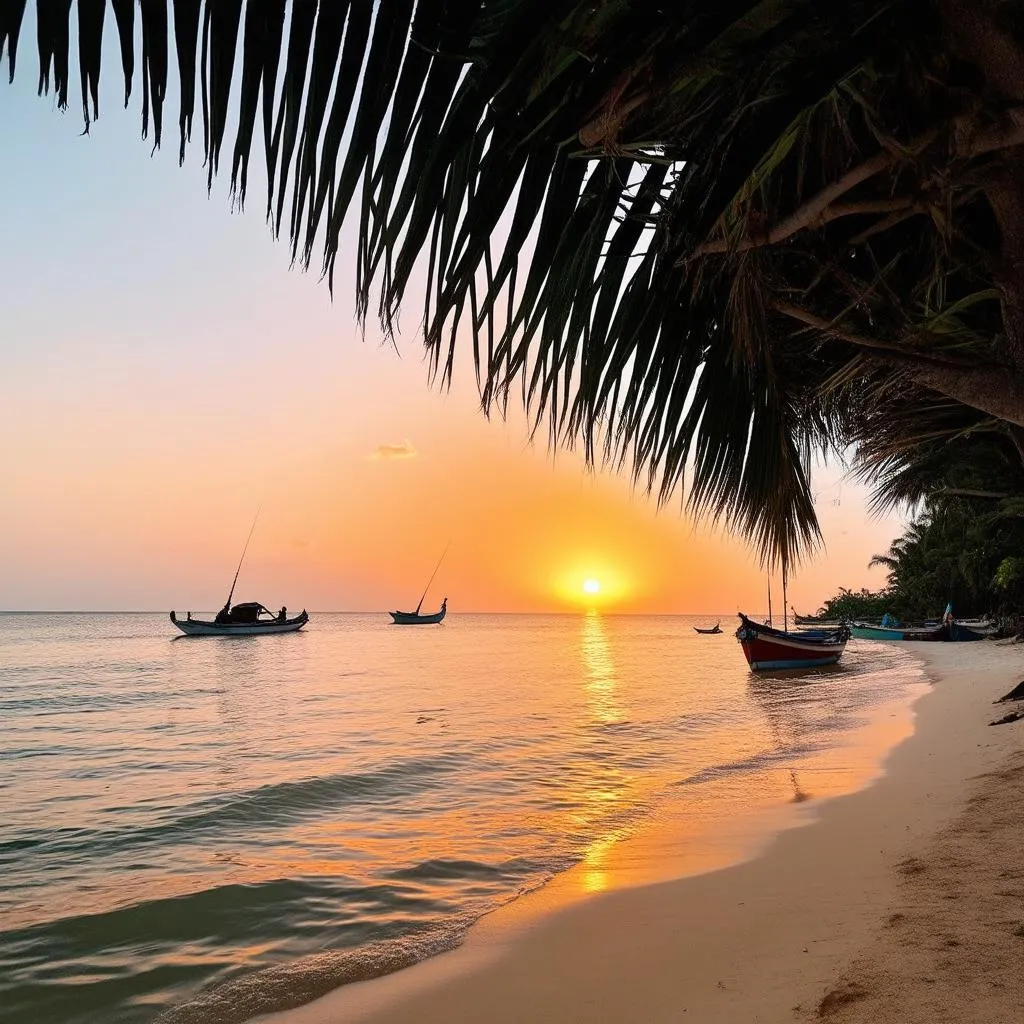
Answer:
[
  {"xmin": 5, "ymin": 1, "xmax": 1024, "ymax": 571},
  {"xmin": 815, "ymin": 587, "xmax": 891, "ymax": 621}
]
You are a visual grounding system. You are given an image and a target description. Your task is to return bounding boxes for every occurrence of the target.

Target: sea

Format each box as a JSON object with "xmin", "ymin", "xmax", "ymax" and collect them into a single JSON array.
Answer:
[{"xmin": 0, "ymin": 612, "xmax": 927, "ymax": 1024}]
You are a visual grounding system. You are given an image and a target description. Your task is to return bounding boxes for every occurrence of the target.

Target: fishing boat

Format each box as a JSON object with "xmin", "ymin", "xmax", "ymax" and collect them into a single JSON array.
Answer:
[
  {"xmin": 735, "ymin": 613, "xmax": 850, "ymax": 671},
  {"xmin": 694, "ymin": 622, "xmax": 722, "ymax": 634},
  {"xmin": 390, "ymin": 545, "xmax": 449, "ymax": 625},
  {"xmin": 170, "ymin": 605, "xmax": 309, "ymax": 636},
  {"xmin": 851, "ymin": 603, "xmax": 992, "ymax": 642},
  {"xmin": 390, "ymin": 600, "xmax": 447, "ymax": 625},
  {"xmin": 170, "ymin": 512, "xmax": 309, "ymax": 637},
  {"xmin": 850, "ymin": 621, "xmax": 985, "ymax": 642}
]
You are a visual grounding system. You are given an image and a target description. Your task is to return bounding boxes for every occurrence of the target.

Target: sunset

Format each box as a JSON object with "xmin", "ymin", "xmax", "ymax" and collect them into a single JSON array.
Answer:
[{"xmin": 2, "ymin": 5, "xmax": 1023, "ymax": 1024}]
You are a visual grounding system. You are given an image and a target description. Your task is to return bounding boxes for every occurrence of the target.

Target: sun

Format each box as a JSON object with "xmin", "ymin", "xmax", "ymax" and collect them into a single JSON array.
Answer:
[{"xmin": 582, "ymin": 578, "xmax": 601, "ymax": 595}]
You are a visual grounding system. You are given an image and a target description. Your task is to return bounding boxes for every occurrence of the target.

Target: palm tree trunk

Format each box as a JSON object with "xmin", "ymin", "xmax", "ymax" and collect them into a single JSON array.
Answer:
[{"xmin": 909, "ymin": 362, "xmax": 1024, "ymax": 429}]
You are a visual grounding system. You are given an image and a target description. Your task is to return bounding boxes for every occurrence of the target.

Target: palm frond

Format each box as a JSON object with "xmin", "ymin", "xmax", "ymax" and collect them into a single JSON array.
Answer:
[{"xmin": 7, "ymin": 0, "xmax": 1024, "ymax": 569}]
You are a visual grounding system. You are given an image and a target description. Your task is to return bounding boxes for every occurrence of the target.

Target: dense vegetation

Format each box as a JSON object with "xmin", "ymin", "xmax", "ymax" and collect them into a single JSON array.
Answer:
[{"xmin": 815, "ymin": 495, "xmax": 1024, "ymax": 621}]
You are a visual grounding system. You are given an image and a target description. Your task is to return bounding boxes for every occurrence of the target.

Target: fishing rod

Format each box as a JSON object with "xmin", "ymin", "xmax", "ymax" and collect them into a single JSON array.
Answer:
[
  {"xmin": 225, "ymin": 509, "xmax": 261, "ymax": 610},
  {"xmin": 415, "ymin": 542, "xmax": 450, "ymax": 615}
]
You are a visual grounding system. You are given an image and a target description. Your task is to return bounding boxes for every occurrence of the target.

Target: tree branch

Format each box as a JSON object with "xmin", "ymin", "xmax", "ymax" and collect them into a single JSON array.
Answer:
[
  {"xmin": 774, "ymin": 301, "xmax": 964, "ymax": 367},
  {"xmin": 689, "ymin": 130, "xmax": 939, "ymax": 257},
  {"xmin": 966, "ymin": 118, "xmax": 1024, "ymax": 156},
  {"xmin": 934, "ymin": 487, "xmax": 1012, "ymax": 499}
]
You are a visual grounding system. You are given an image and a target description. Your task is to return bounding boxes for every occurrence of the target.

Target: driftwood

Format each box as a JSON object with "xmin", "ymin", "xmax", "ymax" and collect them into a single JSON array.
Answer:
[
  {"xmin": 994, "ymin": 680, "xmax": 1024, "ymax": 703},
  {"xmin": 989, "ymin": 710, "xmax": 1024, "ymax": 726}
]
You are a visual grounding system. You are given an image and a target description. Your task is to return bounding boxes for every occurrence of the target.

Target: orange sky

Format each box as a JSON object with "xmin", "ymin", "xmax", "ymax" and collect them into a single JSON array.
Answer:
[{"xmin": 0, "ymin": 36, "xmax": 905, "ymax": 614}]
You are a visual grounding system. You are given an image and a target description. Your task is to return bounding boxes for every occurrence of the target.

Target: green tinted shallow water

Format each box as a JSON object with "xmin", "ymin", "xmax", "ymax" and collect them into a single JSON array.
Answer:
[{"xmin": 0, "ymin": 613, "xmax": 924, "ymax": 1023}]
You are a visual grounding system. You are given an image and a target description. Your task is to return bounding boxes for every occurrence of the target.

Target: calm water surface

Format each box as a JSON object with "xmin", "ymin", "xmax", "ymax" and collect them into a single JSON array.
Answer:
[{"xmin": 0, "ymin": 613, "xmax": 925, "ymax": 1023}]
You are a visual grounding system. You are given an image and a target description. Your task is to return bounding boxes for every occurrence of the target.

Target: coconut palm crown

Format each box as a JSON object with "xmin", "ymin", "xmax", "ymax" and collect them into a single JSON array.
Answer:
[{"xmin": 4, "ymin": 0, "xmax": 1024, "ymax": 570}]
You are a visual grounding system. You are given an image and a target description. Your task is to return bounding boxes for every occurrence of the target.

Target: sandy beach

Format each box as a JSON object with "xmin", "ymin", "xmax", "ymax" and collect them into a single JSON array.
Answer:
[{"xmin": 261, "ymin": 641, "xmax": 1024, "ymax": 1024}]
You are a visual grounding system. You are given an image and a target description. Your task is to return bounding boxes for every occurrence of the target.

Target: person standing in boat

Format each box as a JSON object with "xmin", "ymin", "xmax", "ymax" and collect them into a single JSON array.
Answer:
[
  {"xmin": 215, "ymin": 604, "xmax": 231, "ymax": 625},
  {"xmin": 278, "ymin": 606, "xmax": 287, "ymax": 623}
]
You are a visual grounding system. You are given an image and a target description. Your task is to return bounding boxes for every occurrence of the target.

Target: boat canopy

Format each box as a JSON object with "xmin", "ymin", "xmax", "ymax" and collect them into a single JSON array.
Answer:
[{"xmin": 223, "ymin": 602, "xmax": 268, "ymax": 624}]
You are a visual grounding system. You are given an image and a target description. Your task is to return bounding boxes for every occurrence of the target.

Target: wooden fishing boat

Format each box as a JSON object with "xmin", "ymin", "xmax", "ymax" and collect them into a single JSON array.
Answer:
[
  {"xmin": 850, "ymin": 621, "xmax": 985, "ymax": 642},
  {"xmin": 735, "ymin": 613, "xmax": 850, "ymax": 671},
  {"xmin": 170, "ymin": 605, "xmax": 309, "ymax": 636},
  {"xmin": 391, "ymin": 544, "xmax": 449, "ymax": 626},
  {"xmin": 694, "ymin": 622, "xmax": 722, "ymax": 634},
  {"xmin": 170, "ymin": 511, "xmax": 309, "ymax": 637},
  {"xmin": 389, "ymin": 600, "xmax": 447, "ymax": 625},
  {"xmin": 850, "ymin": 623, "xmax": 915, "ymax": 641}
]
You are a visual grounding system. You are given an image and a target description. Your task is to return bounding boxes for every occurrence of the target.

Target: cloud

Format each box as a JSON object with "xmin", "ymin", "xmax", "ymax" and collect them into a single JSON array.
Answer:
[{"xmin": 370, "ymin": 440, "xmax": 418, "ymax": 461}]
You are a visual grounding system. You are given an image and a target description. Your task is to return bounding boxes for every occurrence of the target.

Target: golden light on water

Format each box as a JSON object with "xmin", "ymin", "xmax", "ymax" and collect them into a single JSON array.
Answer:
[{"xmin": 582, "ymin": 578, "xmax": 601, "ymax": 595}]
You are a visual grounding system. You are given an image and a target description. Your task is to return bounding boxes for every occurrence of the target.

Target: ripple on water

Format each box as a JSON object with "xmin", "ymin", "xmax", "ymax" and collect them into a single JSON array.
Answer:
[{"xmin": 0, "ymin": 613, "xmax": 926, "ymax": 1023}]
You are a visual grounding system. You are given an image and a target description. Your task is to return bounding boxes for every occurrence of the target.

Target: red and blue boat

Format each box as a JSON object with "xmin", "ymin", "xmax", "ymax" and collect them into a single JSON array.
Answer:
[{"xmin": 735, "ymin": 613, "xmax": 850, "ymax": 671}]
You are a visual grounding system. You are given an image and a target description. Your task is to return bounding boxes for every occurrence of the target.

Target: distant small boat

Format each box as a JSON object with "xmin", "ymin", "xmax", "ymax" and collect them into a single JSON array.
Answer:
[
  {"xmin": 390, "ymin": 600, "xmax": 447, "ymax": 625},
  {"xmin": 390, "ymin": 544, "xmax": 449, "ymax": 626},
  {"xmin": 735, "ymin": 613, "xmax": 850, "ymax": 671},
  {"xmin": 694, "ymin": 622, "xmax": 722, "ymax": 634},
  {"xmin": 170, "ymin": 511, "xmax": 308, "ymax": 637},
  {"xmin": 170, "ymin": 605, "xmax": 309, "ymax": 636}
]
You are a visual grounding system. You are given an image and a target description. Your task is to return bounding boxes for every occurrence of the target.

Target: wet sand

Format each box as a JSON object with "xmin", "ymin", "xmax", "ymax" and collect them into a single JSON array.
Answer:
[{"xmin": 260, "ymin": 642, "xmax": 1023, "ymax": 1024}]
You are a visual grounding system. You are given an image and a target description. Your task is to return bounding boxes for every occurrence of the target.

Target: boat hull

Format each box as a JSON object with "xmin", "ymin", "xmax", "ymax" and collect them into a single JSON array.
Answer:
[
  {"xmin": 851, "ymin": 622, "xmax": 985, "ymax": 642},
  {"xmin": 736, "ymin": 614, "xmax": 849, "ymax": 671},
  {"xmin": 850, "ymin": 624, "xmax": 911, "ymax": 641},
  {"xmin": 389, "ymin": 608, "xmax": 446, "ymax": 625},
  {"xmin": 170, "ymin": 611, "xmax": 309, "ymax": 636}
]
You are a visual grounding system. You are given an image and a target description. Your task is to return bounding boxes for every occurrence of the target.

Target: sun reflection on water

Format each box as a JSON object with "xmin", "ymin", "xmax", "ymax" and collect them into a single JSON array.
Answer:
[
  {"xmin": 579, "ymin": 611, "xmax": 625, "ymax": 727},
  {"xmin": 576, "ymin": 611, "xmax": 630, "ymax": 893}
]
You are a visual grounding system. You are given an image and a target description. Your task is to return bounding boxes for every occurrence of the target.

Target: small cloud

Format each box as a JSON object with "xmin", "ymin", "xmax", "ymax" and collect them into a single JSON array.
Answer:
[
  {"xmin": 291, "ymin": 538, "xmax": 310, "ymax": 548},
  {"xmin": 370, "ymin": 440, "xmax": 418, "ymax": 461}
]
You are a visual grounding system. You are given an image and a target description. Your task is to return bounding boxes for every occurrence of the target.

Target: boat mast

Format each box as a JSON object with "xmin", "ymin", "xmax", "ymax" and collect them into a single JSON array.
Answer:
[
  {"xmin": 225, "ymin": 509, "xmax": 260, "ymax": 610},
  {"xmin": 414, "ymin": 542, "xmax": 450, "ymax": 614},
  {"xmin": 767, "ymin": 577, "xmax": 773, "ymax": 627},
  {"xmin": 782, "ymin": 564, "xmax": 789, "ymax": 633}
]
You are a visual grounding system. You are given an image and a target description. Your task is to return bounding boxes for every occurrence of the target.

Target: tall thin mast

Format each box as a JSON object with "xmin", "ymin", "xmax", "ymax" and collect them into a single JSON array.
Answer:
[
  {"xmin": 415, "ymin": 543, "xmax": 450, "ymax": 614},
  {"xmin": 767, "ymin": 577, "xmax": 773, "ymax": 627},
  {"xmin": 225, "ymin": 509, "xmax": 260, "ymax": 609}
]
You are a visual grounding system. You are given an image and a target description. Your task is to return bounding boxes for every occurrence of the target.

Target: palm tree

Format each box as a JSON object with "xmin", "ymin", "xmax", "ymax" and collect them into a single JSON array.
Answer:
[{"xmin": 5, "ymin": 1, "xmax": 1024, "ymax": 569}]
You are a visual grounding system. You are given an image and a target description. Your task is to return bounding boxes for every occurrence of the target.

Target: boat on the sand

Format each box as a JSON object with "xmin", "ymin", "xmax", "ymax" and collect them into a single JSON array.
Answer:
[
  {"xmin": 850, "ymin": 621, "xmax": 987, "ymax": 642},
  {"xmin": 170, "ymin": 604, "xmax": 309, "ymax": 636},
  {"xmin": 850, "ymin": 604, "xmax": 992, "ymax": 642},
  {"xmin": 735, "ymin": 613, "xmax": 850, "ymax": 671}
]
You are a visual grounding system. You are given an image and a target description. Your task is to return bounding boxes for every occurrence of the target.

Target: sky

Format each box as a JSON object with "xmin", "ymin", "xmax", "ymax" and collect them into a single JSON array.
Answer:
[{"xmin": 0, "ymin": 10, "xmax": 906, "ymax": 614}]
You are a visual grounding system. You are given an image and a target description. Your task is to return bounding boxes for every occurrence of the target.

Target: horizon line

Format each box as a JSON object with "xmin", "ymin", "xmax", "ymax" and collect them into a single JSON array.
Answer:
[{"xmin": 0, "ymin": 609, "xmax": 747, "ymax": 617}]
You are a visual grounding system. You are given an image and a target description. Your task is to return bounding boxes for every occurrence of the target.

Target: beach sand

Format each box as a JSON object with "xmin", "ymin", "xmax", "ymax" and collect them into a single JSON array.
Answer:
[{"xmin": 261, "ymin": 642, "xmax": 1024, "ymax": 1024}]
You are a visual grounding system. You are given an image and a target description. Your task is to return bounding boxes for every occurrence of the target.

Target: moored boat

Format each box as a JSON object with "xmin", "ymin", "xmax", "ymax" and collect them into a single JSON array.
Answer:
[
  {"xmin": 170, "ymin": 604, "xmax": 309, "ymax": 636},
  {"xmin": 735, "ymin": 613, "xmax": 850, "ymax": 671},
  {"xmin": 170, "ymin": 511, "xmax": 309, "ymax": 637},
  {"xmin": 390, "ymin": 544, "xmax": 450, "ymax": 626},
  {"xmin": 851, "ymin": 602, "xmax": 993, "ymax": 642},
  {"xmin": 389, "ymin": 600, "xmax": 447, "ymax": 625},
  {"xmin": 694, "ymin": 622, "xmax": 722, "ymax": 634}
]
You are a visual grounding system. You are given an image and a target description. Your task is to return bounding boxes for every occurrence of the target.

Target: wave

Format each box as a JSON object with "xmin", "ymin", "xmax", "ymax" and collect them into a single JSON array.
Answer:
[
  {"xmin": 676, "ymin": 741, "xmax": 822, "ymax": 787},
  {"xmin": 2, "ymin": 752, "xmax": 471, "ymax": 861}
]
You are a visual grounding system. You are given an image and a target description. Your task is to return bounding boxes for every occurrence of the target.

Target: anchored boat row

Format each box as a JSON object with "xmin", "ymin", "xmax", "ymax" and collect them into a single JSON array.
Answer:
[{"xmin": 169, "ymin": 518, "xmax": 449, "ymax": 636}]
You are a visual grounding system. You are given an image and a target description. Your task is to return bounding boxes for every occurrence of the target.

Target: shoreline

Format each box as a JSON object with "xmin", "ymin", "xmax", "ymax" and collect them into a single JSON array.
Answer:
[{"xmin": 258, "ymin": 642, "xmax": 1023, "ymax": 1024}]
